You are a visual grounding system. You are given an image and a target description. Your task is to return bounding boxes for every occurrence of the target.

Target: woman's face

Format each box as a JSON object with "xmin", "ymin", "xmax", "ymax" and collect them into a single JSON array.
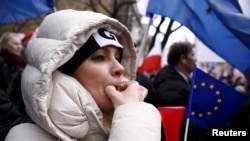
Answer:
[
  {"xmin": 73, "ymin": 46, "xmax": 124, "ymax": 113},
  {"xmin": 3, "ymin": 34, "xmax": 23, "ymax": 56}
]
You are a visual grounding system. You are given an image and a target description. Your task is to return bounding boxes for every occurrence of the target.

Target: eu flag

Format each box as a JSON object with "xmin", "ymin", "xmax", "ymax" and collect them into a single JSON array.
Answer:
[
  {"xmin": 146, "ymin": 0, "xmax": 250, "ymax": 82},
  {"xmin": 187, "ymin": 66, "xmax": 247, "ymax": 128}
]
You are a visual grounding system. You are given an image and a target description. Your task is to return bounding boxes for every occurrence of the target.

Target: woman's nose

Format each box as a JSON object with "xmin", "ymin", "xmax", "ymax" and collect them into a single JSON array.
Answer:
[{"xmin": 112, "ymin": 60, "xmax": 124, "ymax": 77}]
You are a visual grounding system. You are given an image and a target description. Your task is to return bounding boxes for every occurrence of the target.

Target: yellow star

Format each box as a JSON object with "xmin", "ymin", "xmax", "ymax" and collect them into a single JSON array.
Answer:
[
  {"xmin": 214, "ymin": 106, "xmax": 219, "ymax": 111},
  {"xmin": 209, "ymin": 84, "xmax": 214, "ymax": 89},
  {"xmin": 215, "ymin": 90, "xmax": 220, "ymax": 95},
  {"xmin": 207, "ymin": 111, "xmax": 211, "ymax": 115},
  {"xmin": 217, "ymin": 98, "xmax": 222, "ymax": 103},
  {"xmin": 201, "ymin": 82, "xmax": 206, "ymax": 87},
  {"xmin": 198, "ymin": 113, "xmax": 203, "ymax": 117},
  {"xmin": 193, "ymin": 85, "xmax": 197, "ymax": 89},
  {"xmin": 191, "ymin": 111, "xmax": 195, "ymax": 116}
]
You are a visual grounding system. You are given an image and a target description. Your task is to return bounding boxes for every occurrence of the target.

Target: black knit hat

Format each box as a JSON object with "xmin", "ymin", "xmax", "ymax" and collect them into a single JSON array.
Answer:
[{"xmin": 58, "ymin": 29, "xmax": 123, "ymax": 75}]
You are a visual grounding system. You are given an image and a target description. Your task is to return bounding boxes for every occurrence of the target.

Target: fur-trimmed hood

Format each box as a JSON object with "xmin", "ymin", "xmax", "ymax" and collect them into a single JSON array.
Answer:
[{"xmin": 21, "ymin": 9, "xmax": 137, "ymax": 141}]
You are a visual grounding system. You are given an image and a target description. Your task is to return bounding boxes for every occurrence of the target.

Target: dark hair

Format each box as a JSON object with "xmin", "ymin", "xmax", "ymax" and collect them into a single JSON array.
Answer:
[{"xmin": 167, "ymin": 41, "xmax": 194, "ymax": 66}]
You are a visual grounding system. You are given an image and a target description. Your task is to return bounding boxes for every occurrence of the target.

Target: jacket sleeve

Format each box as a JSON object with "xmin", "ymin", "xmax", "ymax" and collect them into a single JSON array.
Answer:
[
  {"xmin": 108, "ymin": 102, "xmax": 161, "ymax": 141},
  {"xmin": 5, "ymin": 123, "xmax": 57, "ymax": 141}
]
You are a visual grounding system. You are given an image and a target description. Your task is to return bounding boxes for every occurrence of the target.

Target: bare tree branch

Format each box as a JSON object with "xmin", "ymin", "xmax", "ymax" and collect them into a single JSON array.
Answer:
[
  {"xmin": 89, "ymin": 0, "xmax": 98, "ymax": 12},
  {"xmin": 148, "ymin": 16, "xmax": 165, "ymax": 53},
  {"xmin": 162, "ymin": 19, "xmax": 183, "ymax": 48},
  {"xmin": 112, "ymin": 0, "xmax": 136, "ymax": 18},
  {"xmin": 98, "ymin": 0, "xmax": 112, "ymax": 15}
]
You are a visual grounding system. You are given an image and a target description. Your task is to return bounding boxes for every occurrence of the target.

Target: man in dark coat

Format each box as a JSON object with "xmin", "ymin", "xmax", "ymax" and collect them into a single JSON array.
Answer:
[
  {"xmin": 153, "ymin": 41, "xmax": 207, "ymax": 141},
  {"xmin": 153, "ymin": 41, "xmax": 196, "ymax": 107}
]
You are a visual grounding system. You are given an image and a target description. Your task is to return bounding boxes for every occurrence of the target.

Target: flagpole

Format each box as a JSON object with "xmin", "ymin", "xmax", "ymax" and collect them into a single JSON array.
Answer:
[
  {"xmin": 183, "ymin": 118, "xmax": 190, "ymax": 141},
  {"xmin": 184, "ymin": 65, "xmax": 197, "ymax": 141},
  {"xmin": 136, "ymin": 18, "xmax": 153, "ymax": 69}
]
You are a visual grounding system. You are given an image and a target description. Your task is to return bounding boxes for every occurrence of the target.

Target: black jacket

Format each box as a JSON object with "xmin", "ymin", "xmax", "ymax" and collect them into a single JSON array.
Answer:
[
  {"xmin": 136, "ymin": 72, "xmax": 157, "ymax": 106},
  {"xmin": 0, "ymin": 54, "xmax": 31, "ymax": 123},
  {"xmin": 153, "ymin": 65, "xmax": 190, "ymax": 107},
  {"xmin": 0, "ymin": 89, "xmax": 21, "ymax": 140}
]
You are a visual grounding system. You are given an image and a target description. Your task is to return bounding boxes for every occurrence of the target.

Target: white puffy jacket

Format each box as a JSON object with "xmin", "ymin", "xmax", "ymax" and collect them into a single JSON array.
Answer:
[{"xmin": 5, "ymin": 9, "xmax": 161, "ymax": 141}]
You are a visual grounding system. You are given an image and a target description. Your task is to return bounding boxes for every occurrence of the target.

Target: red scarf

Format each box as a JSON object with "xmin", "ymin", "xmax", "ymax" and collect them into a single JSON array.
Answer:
[{"xmin": 0, "ymin": 50, "xmax": 27, "ymax": 71}]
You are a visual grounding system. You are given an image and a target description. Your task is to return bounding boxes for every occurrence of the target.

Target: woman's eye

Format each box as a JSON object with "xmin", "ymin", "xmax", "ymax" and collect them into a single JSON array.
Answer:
[{"xmin": 92, "ymin": 55, "xmax": 105, "ymax": 61}]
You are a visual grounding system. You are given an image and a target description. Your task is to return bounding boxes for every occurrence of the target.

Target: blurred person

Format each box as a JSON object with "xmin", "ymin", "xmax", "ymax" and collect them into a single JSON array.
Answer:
[
  {"xmin": 0, "ymin": 32, "xmax": 26, "ymax": 93},
  {"xmin": 234, "ymin": 76, "xmax": 248, "ymax": 94},
  {"xmin": 153, "ymin": 41, "xmax": 206, "ymax": 141},
  {"xmin": 136, "ymin": 71, "xmax": 157, "ymax": 106},
  {"xmin": 0, "ymin": 32, "xmax": 30, "ymax": 123},
  {"xmin": 0, "ymin": 89, "xmax": 21, "ymax": 140},
  {"xmin": 147, "ymin": 71, "xmax": 158, "ymax": 82},
  {"xmin": 5, "ymin": 10, "xmax": 161, "ymax": 141},
  {"xmin": 219, "ymin": 75, "xmax": 229, "ymax": 85},
  {"xmin": 207, "ymin": 68, "xmax": 218, "ymax": 78}
]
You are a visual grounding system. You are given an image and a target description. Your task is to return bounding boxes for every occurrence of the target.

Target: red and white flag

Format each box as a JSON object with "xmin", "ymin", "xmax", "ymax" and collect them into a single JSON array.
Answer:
[{"xmin": 138, "ymin": 40, "xmax": 162, "ymax": 73}]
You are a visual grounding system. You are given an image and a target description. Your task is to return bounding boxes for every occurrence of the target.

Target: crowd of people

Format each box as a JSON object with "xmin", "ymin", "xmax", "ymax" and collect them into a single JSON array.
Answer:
[{"xmin": 1, "ymin": 9, "xmax": 250, "ymax": 141}]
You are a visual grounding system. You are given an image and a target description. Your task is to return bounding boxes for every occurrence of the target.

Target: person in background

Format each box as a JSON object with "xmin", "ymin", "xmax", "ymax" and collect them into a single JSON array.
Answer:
[
  {"xmin": 136, "ymin": 71, "xmax": 157, "ymax": 106},
  {"xmin": 0, "ymin": 32, "xmax": 30, "ymax": 123},
  {"xmin": 153, "ymin": 41, "xmax": 206, "ymax": 141},
  {"xmin": 234, "ymin": 76, "xmax": 248, "ymax": 94},
  {"xmin": 207, "ymin": 68, "xmax": 218, "ymax": 79},
  {"xmin": 5, "ymin": 9, "xmax": 161, "ymax": 141},
  {"xmin": 0, "ymin": 32, "xmax": 26, "ymax": 93},
  {"xmin": 0, "ymin": 32, "xmax": 25, "ymax": 139},
  {"xmin": 0, "ymin": 89, "xmax": 21, "ymax": 140},
  {"xmin": 219, "ymin": 75, "xmax": 230, "ymax": 85},
  {"xmin": 153, "ymin": 41, "xmax": 197, "ymax": 107}
]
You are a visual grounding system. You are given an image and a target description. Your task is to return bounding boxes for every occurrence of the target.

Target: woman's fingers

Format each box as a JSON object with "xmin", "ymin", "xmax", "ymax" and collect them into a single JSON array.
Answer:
[{"xmin": 105, "ymin": 80, "xmax": 148, "ymax": 108}]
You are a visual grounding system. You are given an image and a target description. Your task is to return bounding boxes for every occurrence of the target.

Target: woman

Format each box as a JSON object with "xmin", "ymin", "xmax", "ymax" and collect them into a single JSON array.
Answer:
[
  {"xmin": 0, "ymin": 32, "xmax": 28, "ymax": 131},
  {"xmin": 0, "ymin": 32, "xmax": 26, "ymax": 94},
  {"xmin": 5, "ymin": 10, "xmax": 161, "ymax": 141}
]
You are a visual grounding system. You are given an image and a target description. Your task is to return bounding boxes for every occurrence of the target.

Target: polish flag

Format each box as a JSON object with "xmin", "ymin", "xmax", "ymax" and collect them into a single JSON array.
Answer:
[{"xmin": 138, "ymin": 40, "xmax": 162, "ymax": 73}]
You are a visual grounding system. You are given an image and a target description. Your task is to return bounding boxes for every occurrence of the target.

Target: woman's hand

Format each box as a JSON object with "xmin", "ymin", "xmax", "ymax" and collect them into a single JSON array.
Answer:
[{"xmin": 105, "ymin": 80, "xmax": 148, "ymax": 108}]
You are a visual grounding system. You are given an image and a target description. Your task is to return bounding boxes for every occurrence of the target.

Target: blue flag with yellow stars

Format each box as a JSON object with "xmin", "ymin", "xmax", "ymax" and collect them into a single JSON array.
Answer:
[{"xmin": 187, "ymin": 66, "xmax": 247, "ymax": 128}]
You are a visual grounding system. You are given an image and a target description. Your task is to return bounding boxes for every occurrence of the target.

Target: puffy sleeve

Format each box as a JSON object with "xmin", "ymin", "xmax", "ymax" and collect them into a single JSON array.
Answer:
[
  {"xmin": 108, "ymin": 102, "xmax": 161, "ymax": 141},
  {"xmin": 5, "ymin": 123, "xmax": 57, "ymax": 141}
]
